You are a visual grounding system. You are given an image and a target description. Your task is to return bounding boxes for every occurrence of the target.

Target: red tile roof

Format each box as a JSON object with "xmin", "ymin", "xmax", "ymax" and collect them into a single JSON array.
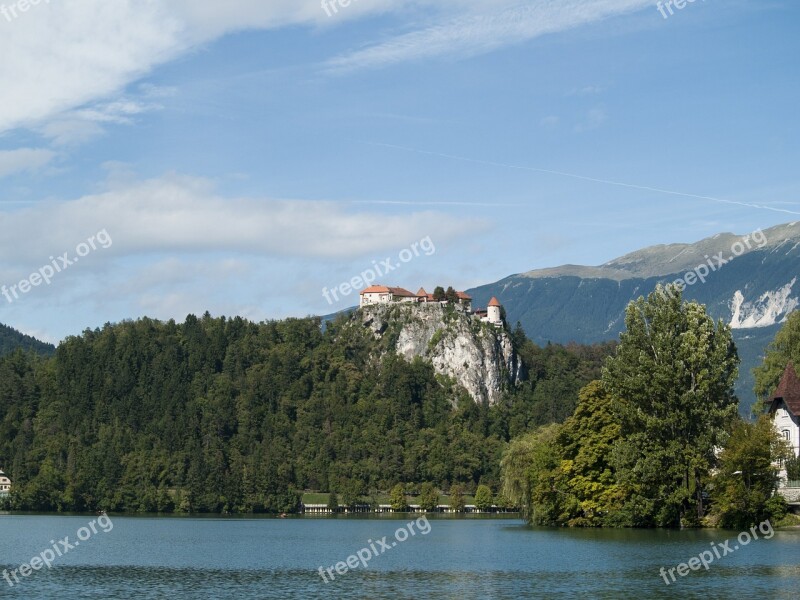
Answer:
[
  {"xmin": 768, "ymin": 363, "xmax": 800, "ymax": 415},
  {"xmin": 360, "ymin": 285, "xmax": 391, "ymax": 294},
  {"xmin": 488, "ymin": 297, "xmax": 501, "ymax": 307},
  {"xmin": 360, "ymin": 285, "xmax": 417, "ymax": 297},
  {"xmin": 361, "ymin": 285, "xmax": 467, "ymax": 300},
  {"xmin": 388, "ymin": 287, "xmax": 417, "ymax": 297},
  {"xmin": 417, "ymin": 288, "xmax": 435, "ymax": 301}
]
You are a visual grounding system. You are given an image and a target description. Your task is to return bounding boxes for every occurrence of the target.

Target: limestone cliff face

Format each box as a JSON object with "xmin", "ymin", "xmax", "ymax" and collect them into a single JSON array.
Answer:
[{"xmin": 358, "ymin": 303, "xmax": 522, "ymax": 405}]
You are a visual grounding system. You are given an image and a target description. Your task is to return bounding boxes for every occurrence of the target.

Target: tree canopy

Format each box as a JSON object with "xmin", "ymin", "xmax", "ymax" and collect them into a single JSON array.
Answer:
[
  {"xmin": 0, "ymin": 312, "xmax": 610, "ymax": 513},
  {"xmin": 500, "ymin": 287, "xmax": 786, "ymax": 529},
  {"xmin": 602, "ymin": 286, "xmax": 739, "ymax": 527},
  {"xmin": 753, "ymin": 310, "xmax": 800, "ymax": 404}
]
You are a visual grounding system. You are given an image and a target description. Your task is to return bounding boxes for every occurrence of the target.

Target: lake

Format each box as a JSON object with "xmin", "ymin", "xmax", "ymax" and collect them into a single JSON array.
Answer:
[{"xmin": 1, "ymin": 514, "xmax": 799, "ymax": 598}]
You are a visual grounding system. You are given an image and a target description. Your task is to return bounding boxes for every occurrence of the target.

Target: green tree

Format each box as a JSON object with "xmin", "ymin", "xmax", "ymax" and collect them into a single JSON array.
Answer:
[
  {"xmin": 602, "ymin": 285, "xmax": 739, "ymax": 527},
  {"xmin": 785, "ymin": 455, "xmax": 800, "ymax": 481},
  {"xmin": 433, "ymin": 287, "xmax": 446, "ymax": 301},
  {"xmin": 501, "ymin": 433, "xmax": 538, "ymax": 520},
  {"xmin": 501, "ymin": 424, "xmax": 564, "ymax": 524},
  {"xmin": 449, "ymin": 484, "xmax": 466, "ymax": 513},
  {"xmin": 474, "ymin": 484, "xmax": 493, "ymax": 511},
  {"xmin": 556, "ymin": 381, "xmax": 625, "ymax": 527},
  {"xmin": 445, "ymin": 287, "xmax": 459, "ymax": 303},
  {"xmin": 753, "ymin": 311, "xmax": 800, "ymax": 405},
  {"xmin": 327, "ymin": 491, "xmax": 339, "ymax": 512},
  {"xmin": 390, "ymin": 483, "xmax": 408, "ymax": 512},
  {"xmin": 340, "ymin": 479, "xmax": 363, "ymax": 508},
  {"xmin": 418, "ymin": 482, "xmax": 439, "ymax": 512},
  {"xmin": 710, "ymin": 416, "xmax": 791, "ymax": 529},
  {"xmin": 0, "ymin": 308, "xmax": 613, "ymax": 515}
]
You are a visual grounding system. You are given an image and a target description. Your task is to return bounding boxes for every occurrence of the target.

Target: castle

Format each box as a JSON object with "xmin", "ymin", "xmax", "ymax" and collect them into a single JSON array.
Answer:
[{"xmin": 359, "ymin": 285, "xmax": 503, "ymax": 326}]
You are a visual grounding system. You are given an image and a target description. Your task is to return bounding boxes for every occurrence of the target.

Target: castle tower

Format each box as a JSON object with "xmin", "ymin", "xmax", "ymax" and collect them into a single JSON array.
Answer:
[{"xmin": 487, "ymin": 297, "xmax": 502, "ymax": 325}]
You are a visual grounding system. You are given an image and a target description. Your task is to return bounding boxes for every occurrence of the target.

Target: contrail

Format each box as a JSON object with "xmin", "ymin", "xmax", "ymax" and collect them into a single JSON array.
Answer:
[
  {"xmin": 360, "ymin": 141, "xmax": 800, "ymax": 216},
  {"xmin": 348, "ymin": 200, "xmax": 524, "ymax": 207}
]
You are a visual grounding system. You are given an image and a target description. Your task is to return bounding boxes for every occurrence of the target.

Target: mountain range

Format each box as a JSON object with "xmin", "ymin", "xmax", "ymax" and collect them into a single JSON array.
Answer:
[{"xmin": 468, "ymin": 221, "xmax": 800, "ymax": 412}]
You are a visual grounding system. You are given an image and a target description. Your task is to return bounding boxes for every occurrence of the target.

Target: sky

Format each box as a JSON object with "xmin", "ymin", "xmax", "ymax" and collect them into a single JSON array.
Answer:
[{"xmin": 0, "ymin": 0, "xmax": 798, "ymax": 343}]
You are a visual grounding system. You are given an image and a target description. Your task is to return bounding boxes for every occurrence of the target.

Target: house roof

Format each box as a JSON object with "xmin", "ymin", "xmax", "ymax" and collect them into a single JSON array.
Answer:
[
  {"xmin": 360, "ymin": 285, "xmax": 417, "ymax": 297},
  {"xmin": 417, "ymin": 288, "xmax": 428, "ymax": 296},
  {"xmin": 768, "ymin": 363, "xmax": 800, "ymax": 415},
  {"xmin": 361, "ymin": 285, "xmax": 391, "ymax": 295},
  {"xmin": 456, "ymin": 291, "xmax": 472, "ymax": 301},
  {"xmin": 388, "ymin": 287, "xmax": 417, "ymax": 297},
  {"xmin": 488, "ymin": 297, "xmax": 501, "ymax": 307}
]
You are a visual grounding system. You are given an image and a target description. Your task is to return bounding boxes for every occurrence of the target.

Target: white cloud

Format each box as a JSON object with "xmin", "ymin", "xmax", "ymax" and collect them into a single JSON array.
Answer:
[
  {"xmin": 325, "ymin": 0, "xmax": 654, "ymax": 73},
  {"xmin": 0, "ymin": 0, "xmax": 654, "ymax": 139},
  {"xmin": 574, "ymin": 107, "xmax": 608, "ymax": 132},
  {"xmin": 38, "ymin": 94, "xmax": 169, "ymax": 146},
  {"xmin": 0, "ymin": 0, "xmax": 399, "ymax": 136},
  {"xmin": 0, "ymin": 148, "xmax": 56, "ymax": 178},
  {"xmin": 0, "ymin": 1, "xmax": 184, "ymax": 135},
  {"xmin": 0, "ymin": 172, "xmax": 489, "ymax": 338},
  {"xmin": 0, "ymin": 173, "xmax": 488, "ymax": 268}
]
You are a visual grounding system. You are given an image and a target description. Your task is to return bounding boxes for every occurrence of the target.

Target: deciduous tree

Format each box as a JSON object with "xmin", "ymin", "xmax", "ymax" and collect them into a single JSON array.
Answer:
[{"xmin": 602, "ymin": 285, "xmax": 739, "ymax": 527}]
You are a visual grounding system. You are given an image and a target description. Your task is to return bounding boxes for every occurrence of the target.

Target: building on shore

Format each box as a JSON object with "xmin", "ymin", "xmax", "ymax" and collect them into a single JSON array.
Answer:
[
  {"xmin": 0, "ymin": 470, "xmax": 11, "ymax": 496},
  {"xmin": 766, "ymin": 363, "xmax": 800, "ymax": 463},
  {"xmin": 765, "ymin": 363, "xmax": 800, "ymax": 506}
]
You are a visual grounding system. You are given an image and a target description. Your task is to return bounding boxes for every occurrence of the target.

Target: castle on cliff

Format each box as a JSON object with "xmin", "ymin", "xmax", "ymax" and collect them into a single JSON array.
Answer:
[{"xmin": 359, "ymin": 285, "xmax": 503, "ymax": 326}]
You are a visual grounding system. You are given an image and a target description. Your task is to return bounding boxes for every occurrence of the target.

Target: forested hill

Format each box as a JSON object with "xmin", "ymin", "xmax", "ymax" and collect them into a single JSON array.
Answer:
[
  {"xmin": 0, "ymin": 312, "xmax": 613, "ymax": 514},
  {"xmin": 0, "ymin": 322, "xmax": 55, "ymax": 357}
]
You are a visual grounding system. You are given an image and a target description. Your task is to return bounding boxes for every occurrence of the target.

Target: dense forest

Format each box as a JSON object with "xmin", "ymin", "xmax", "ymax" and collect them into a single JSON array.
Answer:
[
  {"xmin": 0, "ymin": 311, "xmax": 613, "ymax": 513},
  {"xmin": 0, "ymin": 322, "xmax": 55, "ymax": 357}
]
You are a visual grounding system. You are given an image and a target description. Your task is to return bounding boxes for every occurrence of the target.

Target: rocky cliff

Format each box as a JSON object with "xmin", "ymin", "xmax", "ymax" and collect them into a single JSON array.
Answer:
[{"xmin": 358, "ymin": 302, "xmax": 522, "ymax": 405}]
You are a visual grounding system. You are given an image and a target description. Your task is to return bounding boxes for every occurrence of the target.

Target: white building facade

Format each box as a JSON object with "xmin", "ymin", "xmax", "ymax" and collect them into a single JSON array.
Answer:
[{"xmin": 766, "ymin": 363, "xmax": 800, "ymax": 461}]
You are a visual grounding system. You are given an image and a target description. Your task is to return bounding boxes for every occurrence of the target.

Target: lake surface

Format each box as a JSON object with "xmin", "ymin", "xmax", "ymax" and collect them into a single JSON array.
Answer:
[{"xmin": 1, "ymin": 514, "xmax": 799, "ymax": 599}]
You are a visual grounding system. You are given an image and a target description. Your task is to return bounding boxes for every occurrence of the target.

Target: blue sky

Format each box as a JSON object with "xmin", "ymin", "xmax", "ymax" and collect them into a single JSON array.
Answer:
[{"xmin": 0, "ymin": 0, "xmax": 798, "ymax": 342}]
